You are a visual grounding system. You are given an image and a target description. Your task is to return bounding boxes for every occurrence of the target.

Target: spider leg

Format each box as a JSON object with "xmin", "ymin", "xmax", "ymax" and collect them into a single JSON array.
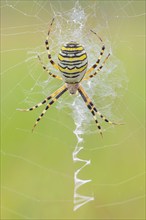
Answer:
[
  {"xmin": 92, "ymin": 103, "xmax": 123, "ymax": 125},
  {"xmin": 84, "ymin": 30, "xmax": 105, "ymax": 77},
  {"xmin": 45, "ymin": 17, "xmax": 59, "ymax": 70},
  {"xmin": 78, "ymin": 85, "xmax": 103, "ymax": 136},
  {"xmin": 83, "ymin": 53, "xmax": 110, "ymax": 81},
  {"xmin": 88, "ymin": 101, "xmax": 117, "ymax": 125},
  {"xmin": 78, "ymin": 85, "xmax": 117, "ymax": 126},
  {"xmin": 32, "ymin": 85, "xmax": 68, "ymax": 132},
  {"xmin": 17, "ymin": 84, "xmax": 66, "ymax": 112},
  {"xmin": 38, "ymin": 55, "xmax": 62, "ymax": 80}
]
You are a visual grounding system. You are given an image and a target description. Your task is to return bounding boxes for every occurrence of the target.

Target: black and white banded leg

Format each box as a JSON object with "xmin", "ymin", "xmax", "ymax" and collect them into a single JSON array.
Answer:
[
  {"xmin": 32, "ymin": 85, "xmax": 68, "ymax": 131},
  {"xmin": 85, "ymin": 30, "xmax": 105, "ymax": 77},
  {"xmin": 78, "ymin": 85, "xmax": 118, "ymax": 136},
  {"xmin": 38, "ymin": 55, "xmax": 62, "ymax": 80},
  {"xmin": 17, "ymin": 85, "xmax": 66, "ymax": 112},
  {"xmin": 84, "ymin": 53, "xmax": 110, "ymax": 80},
  {"xmin": 45, "ymin": 17, "xmax": 59, "ymax": 70},
  {"xmin": 78, "ymin": 85, "xmax": 103, "ymax": 136}
]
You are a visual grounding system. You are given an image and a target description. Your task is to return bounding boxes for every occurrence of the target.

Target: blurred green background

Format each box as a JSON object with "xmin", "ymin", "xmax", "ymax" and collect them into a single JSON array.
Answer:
[{"xmin": 1, "ymin": 1, "xmax": 145, "ymax": 219}]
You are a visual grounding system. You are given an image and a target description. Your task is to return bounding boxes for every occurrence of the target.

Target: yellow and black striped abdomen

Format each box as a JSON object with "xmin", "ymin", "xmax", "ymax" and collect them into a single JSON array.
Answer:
[{"xmin": 58, "ymin": 42, "xmax": 88, "ymax": 83}]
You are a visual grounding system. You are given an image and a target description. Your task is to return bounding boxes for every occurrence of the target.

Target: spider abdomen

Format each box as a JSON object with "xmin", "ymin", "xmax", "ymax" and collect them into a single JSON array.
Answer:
[{"xmin": 58, "ymin": 42, "xmax": 88, "ymax": 83}]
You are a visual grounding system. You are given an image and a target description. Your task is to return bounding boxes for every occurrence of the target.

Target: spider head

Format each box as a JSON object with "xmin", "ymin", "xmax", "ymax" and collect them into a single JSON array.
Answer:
[
  {"xmin": 58, "ymin": 41, "xmax": 88, "ymax": 84},
  {"xmin": 66, "ymin": 83, "xmax": 79, "ymax": 95}
]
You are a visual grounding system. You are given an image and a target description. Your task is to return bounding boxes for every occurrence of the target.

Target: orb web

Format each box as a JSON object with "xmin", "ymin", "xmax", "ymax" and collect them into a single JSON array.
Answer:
[{"xmin": 1, "ymin": 0, "xmax": 145, "ymax": 219}]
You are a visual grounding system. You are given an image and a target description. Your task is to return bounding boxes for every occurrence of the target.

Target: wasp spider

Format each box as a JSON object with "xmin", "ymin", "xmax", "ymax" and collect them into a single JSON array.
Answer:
[{"xmin": 17, "ymin": 18, "xmax": 119, "ymax": 136}]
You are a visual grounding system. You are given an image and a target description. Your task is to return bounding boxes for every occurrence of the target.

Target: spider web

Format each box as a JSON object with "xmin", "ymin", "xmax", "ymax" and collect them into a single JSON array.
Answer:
[{"xmin": 1, "ymin": 0, "xmax": 145, "ymax": 219}]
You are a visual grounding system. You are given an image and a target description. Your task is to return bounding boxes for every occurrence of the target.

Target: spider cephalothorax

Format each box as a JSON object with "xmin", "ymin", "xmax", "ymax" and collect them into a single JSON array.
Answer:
[{"xmin": 17, "ymin": 18, "xmax": 118, "ymax": 136}]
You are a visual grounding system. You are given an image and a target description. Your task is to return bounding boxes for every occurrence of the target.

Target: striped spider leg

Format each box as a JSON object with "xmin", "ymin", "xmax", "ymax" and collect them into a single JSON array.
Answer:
[
  {"xmin": 85, "ymin": 30, "xmax": 106, "ymax": 77},
  {"xmin": 84, "ymin": 29, "xmax": 110, "ymax": 81},
  {"xmin": 17, "ymin": 84, "xmax": 68, "ymax": 131},
  {"xmin": 37, "ymin": 55, "xmax": 62, "ymax": 80},
  {"xmin": 83, "ymin": 53, "xmax": 110, "ymax": 80},
  {"xmin": 38, "ymin": 18, "xmax": 62, "ymax": 80},
  {"xmin": 45, "ymin": 17, "xmax": 59, "ymax": 70},
  {"xmin": 78, "ymin": 85, "xmax": 117, "ymax": 136}
]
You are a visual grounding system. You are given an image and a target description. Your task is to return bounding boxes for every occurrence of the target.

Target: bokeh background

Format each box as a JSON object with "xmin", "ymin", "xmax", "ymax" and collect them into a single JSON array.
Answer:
[{"xmin": 1, "ymin": 0, "xmax": 145, "ymax": 219}]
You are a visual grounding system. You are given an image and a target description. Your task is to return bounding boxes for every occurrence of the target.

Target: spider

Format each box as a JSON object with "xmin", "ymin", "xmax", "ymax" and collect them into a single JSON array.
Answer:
[{"xmin": 17, "ymin": 18, "xmax": 118, "ymax": 136}]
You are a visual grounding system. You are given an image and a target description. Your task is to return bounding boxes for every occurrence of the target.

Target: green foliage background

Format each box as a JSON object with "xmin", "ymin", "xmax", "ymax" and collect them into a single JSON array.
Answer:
[{"xmin": 1, "ymin": 1, "xmax": 145, "ymax": 219}]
